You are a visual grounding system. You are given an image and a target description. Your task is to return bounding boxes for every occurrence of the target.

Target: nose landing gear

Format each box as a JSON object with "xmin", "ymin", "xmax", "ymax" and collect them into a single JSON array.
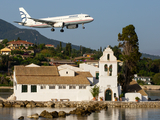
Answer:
[{"xmin": 82, "ymin": 23, "xmax": 85, "ymax": 29}]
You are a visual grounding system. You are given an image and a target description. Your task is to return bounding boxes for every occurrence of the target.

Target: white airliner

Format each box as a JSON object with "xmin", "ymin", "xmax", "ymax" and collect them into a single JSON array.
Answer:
[{"xmin": 14, "ymin": 7, "xmax": 94, "ymax": 32}]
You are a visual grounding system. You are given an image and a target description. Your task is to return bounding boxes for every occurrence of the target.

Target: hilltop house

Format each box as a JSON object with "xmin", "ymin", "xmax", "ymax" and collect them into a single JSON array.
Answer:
[
  {"xmin": 13, "ymin": 46, "xmax": 148, "ymax": 101},
  {"xmin": 45, "ymin": 44, "xmax": 55, "ymax": 48},
  {"xmin": 8, "ymin": 40, "xmax": 34, "ymax": 50},
  {"xmin": 0, "ymin": 47, "xmax": 11, "ymax": 55}
]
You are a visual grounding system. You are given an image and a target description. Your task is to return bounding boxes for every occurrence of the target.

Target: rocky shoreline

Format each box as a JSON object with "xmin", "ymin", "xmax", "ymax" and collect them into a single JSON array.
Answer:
[{"xmin": 1, "ymin": 100, "xmax": 160, "ymax": 119}]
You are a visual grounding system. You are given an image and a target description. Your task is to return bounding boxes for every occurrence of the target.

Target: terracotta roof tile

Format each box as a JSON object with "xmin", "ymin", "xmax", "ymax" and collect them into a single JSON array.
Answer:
[
  {"xmin": 8, "ymin": 40, "xmax": 33, "ymax": 45},
  {"xmin": 16, "ymin": 76, "xmax": 90, "ymax": 85},
  {"xmin": 15, "ymin": 65, "xmax": 91, "ymax": 85},
  {"xmin": 15, "ymin": 66, "xmax": 59, "ymax": 76},
  {"xmin": 127, "ymin": 80, "xmax": 148, "ymax": 96}
]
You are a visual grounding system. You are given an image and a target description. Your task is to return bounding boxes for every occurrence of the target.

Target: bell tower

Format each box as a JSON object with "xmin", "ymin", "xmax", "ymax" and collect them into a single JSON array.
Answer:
[{"xmin": 98, "ymin": 46, "xmax": 120, "ymax": 101}]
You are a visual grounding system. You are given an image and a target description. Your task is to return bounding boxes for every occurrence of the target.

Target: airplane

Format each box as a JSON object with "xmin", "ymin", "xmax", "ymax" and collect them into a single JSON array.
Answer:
[{"xmin": 14, "ymin": 7, "xmax": 94, "ymax": 32}]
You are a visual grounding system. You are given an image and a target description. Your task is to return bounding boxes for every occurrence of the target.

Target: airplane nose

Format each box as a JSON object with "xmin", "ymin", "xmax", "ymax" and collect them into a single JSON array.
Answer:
[{"xmin": 91, "ymin": 17, "xmax": 94, "ymax": 21}]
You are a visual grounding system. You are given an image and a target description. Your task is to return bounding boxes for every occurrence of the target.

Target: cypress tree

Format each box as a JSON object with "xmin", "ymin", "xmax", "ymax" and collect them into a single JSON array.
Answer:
[{"xmin": 118, "ymin": 25, "xmax": 141, "ymax": 92}]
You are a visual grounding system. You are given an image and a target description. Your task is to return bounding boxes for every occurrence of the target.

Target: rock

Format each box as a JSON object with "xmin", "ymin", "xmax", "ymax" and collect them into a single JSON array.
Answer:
[
  {"xmin": 18, "ymin": 116, "xmax": 24, "ymax": 119},
  {"xmin": 58, "ymin": 111, "xmax": 66, "ymax": 117},
  {"xmin": 3, "ymin": 102, "xmax": 12, "ymax": 107},
  {"xmin": 55, "ymin": 103, "xmax": 62, "ymax": 108},
  {"xmin": 40, "ymin": 110, "xmax": 47, "ymax": 117},
  {"xmin": 61, "ymin": 104, "xmax": 67, "ymax": 108},
  {"xmin": 39, "ymin": 110, "xmax": 53, "ymax": 118},
  {"xmin": 36, "ymin": 102, "xmax": 44, "ymax": 107},
  {"xmin": 27, "ymin": 113, "xmax": 39, "ymax": 119},
  {"xmin": 44, "ymin": 102, "xmax": 55, "ymax": 107},
  {"xmin": 51, "ymin": 111, "xmax": 58, "ymax": 118},
  {"xmin": 69, "ymin": 109, "xmax": 76, "ymax": 114},
  {"xmin": 86, "ymin": 106, "xmax": 96, "ymax": 112},
  {"xmin": 26, "ymin": 101, "xmax": 36, "ymax": 108},
  {"xmin": 44, "ymin": 112, "xmax": 53, "ymax": 118},
  {"xmin": 23, "ymin": 101, "xmax": 29, "ymax": 106}
]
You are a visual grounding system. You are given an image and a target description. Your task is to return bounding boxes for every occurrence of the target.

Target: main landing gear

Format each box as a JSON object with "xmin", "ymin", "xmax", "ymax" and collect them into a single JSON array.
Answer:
[
  {"xmin": 51, "ymin": 28, "xmax": 64, "ymax": 32},
  {"xmin": 82, "ymin": 23, "xmax": 85, "ymax": 29},
  {"xmin": 51, "ymin": 28, "xmax": 55, "ymax": 32},
  {"xmin": 60, "ymin": 29, "xmax": 64, "ymax": 32}
]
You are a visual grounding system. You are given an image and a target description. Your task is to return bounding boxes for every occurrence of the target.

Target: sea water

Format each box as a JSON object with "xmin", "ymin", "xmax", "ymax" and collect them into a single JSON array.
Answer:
[{"xmin": 0, "ymin": 107, "xmax": 160, "ymax": 120}]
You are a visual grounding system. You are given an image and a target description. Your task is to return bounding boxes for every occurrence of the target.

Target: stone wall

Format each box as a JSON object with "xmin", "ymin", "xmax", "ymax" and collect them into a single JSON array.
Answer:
[
  {"xmin": 140, "ymin": 85, "xmax": 160, "ymax": 90},
  {"xmin": 1, "ymin": 100, "xmax": 160, "ymax": 108}
]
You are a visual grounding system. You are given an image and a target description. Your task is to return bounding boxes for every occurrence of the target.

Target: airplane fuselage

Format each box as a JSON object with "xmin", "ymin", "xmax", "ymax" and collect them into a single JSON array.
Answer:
[{"xmin": 19, "ymin": 14, "xmax": 93, "ymax": 28}]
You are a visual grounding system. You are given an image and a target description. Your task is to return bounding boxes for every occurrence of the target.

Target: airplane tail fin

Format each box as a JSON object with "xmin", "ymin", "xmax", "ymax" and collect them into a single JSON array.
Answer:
[{"xmin": 19, "ymin": 7, "xmax": 34, "ymax": 24}]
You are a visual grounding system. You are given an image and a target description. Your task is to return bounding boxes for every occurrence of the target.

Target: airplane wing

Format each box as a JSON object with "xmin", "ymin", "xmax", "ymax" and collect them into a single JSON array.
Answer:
[{"xmin": 29, "ymin": 18, "xmax": 57, "ymax": 25}]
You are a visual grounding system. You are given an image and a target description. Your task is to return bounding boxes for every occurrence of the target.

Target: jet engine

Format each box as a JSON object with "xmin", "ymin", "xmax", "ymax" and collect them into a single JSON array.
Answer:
[
  {"xmin": 53, "ymin": 22, "xmax": 64, "ymax": 28},
  {"xmin": 66, "ymin": 24, "xmax": 78, "ymax": 29}
]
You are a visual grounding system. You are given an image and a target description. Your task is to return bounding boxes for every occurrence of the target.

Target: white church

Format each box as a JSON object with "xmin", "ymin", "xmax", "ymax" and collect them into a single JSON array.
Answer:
[{"xmin": 13, "ymin": 46, "xmax": 148, "ymax": 101}]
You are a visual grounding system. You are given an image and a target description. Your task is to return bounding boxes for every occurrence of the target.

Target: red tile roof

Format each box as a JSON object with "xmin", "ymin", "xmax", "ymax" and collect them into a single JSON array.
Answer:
[
  {"xmin": 45, "ymin": 44, "xmax": 54, "ymax": 46},
  {"xmin": 8, "ymin": 40, "xmax": 33, "ymax": 45}
]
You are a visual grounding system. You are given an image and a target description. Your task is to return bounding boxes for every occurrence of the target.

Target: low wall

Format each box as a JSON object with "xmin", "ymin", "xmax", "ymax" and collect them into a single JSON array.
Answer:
[
  {"xmin": 140, "ymin": 85, "xmax": 160, "ymax": 90},
  {"xmin": 1, "ymin": 101, "xmax": 160, "ymax": 108}
]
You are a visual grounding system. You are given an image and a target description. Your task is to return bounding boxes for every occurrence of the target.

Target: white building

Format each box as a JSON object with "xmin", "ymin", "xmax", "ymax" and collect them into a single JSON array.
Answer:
[
  {"xmin": 133, "ymin": 74, "xmax": 151, "ymax": 85},
  {"xmin": 13, "ymin": 46, "xmax": 147, "ymax": 101}
]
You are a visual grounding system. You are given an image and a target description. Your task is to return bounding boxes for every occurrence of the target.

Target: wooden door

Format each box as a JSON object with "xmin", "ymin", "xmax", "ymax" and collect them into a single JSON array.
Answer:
[{"xmin": 105, "ymin": 90, "xmax": 112, "ymax": 101}]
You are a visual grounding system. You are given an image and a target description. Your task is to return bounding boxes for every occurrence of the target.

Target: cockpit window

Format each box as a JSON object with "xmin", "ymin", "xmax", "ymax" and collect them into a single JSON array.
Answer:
[{"xmin": 85, "ymin": 16, "xmax": 90, "ymax": 17}]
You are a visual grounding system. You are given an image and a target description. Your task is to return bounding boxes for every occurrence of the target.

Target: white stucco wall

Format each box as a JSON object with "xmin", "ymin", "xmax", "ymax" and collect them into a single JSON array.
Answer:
[
  {"xmin": 59, "ymin": 68, "xmax": 75, "ymax": 76},
  {"xmin": 79, "ymin": 63, "xmax": 99, "ymax": 77},
  {"xmin": 99, "ymin": 76, "xmax": 118, "ymax": 87},
  {"xmin": 125, "ymin": 93, "xmax": 142, "ymax": 102},
  {"xmin": 14, "ymin": 84, "xmax": 93, "ymax": 101}
]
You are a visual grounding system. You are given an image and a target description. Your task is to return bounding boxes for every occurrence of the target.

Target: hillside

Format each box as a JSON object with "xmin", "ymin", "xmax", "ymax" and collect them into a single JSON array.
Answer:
[
  {"xmin": 0, "ymin": 19, "xmax": 160, "ymax": 60},
  {"xmin": 0, "ymin": 19, "xmax": 80, "ymax": 50},
  {"xmin": 141, "ymin": 53, "xmax": 160, "ymax": 60}
]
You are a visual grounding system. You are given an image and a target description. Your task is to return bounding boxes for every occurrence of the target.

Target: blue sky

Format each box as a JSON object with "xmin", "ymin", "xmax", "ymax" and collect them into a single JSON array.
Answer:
[{"xmin": 1, "ymin": 0, "xmax": 160, "ymax": 55}]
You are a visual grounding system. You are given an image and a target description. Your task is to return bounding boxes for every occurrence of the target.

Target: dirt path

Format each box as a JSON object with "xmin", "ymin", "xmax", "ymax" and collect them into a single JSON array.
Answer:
[{"xmin": 0, "ymin": 86, "xmax": 13, "ymax": 89}]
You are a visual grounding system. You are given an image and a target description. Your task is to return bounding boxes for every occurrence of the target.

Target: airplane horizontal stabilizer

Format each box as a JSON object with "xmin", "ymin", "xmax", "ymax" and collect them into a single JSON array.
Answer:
[{"xmin": 14, "ymin": 21, "xmax": 26, "ymax": 24}]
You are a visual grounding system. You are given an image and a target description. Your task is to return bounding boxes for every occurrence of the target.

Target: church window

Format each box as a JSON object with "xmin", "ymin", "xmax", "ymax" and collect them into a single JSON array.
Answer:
[
  {"xmin": 31, "ymin": 85, "xmax": 37, "ymax": 92},
  {"xmin": 96, "ymin": 73, "xmax": 99, "ymax": 79},
  {"xmin": 41, "ymin": 85, "xmax": 46, "ymax": 89},
  {"xmin": 109, "ymin": 65, "xmax": 112, "ymax": 76},
  {"xmin": 79, "ymin": 86, "xmax": 86, "ymax": 89},
  {"xmin": 104, "ymin": 64, "xmax": 108, "ymax": 71},
  {"xmin": 49, "ymin": 85, "xmax": 55, "ymax": 89},
  {"xmin": 69, "ymin": 86, "xmax": 76, "ymax": 89},
  {"xmin": 59, "ymin": 85, "xmax": 66, "ymax": 89},
  {"xmin": 22, "ymin": 85, "xmax": 27, "ymax": 93},
  {"xmin": 107, "ymin": 54, "xmax": 110, "ymax": 60}
]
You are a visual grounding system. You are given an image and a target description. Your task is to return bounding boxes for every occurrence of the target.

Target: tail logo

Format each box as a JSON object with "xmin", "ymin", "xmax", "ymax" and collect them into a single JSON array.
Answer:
[{"xmin": 20, "ymin": 11, "xmax": 27, "ymax": 23}]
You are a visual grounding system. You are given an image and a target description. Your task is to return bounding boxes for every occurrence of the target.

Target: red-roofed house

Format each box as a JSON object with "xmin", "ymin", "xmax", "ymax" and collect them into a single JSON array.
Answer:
[
  {"xmin": 45, "ymin": 44, "xmax": 55, "ymax": 48},
  {"xmin": 8, "ymin": 40, "xmax": 34, "ymax": 50}
]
